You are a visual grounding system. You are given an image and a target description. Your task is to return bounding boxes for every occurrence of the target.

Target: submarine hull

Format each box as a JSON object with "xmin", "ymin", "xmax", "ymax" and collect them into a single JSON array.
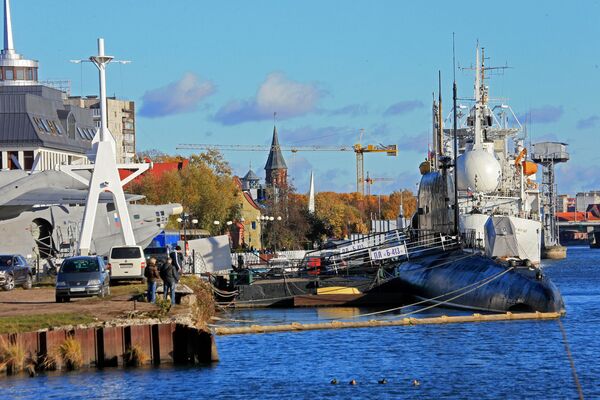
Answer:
[{"xmin": 394, "ymin": 250, "xmax": 565, "ymax": 313}]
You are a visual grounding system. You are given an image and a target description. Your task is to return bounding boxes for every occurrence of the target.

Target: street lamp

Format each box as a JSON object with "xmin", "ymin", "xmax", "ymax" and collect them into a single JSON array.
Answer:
[{"xmin": 178, "ymin": 213, "xmax": 197, "ymax": 257}]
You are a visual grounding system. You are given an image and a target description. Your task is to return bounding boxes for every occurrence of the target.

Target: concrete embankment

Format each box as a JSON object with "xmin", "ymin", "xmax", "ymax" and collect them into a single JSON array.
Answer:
[
  {"xmin": 0, "ymin": 322, "xmax": 218, "ymax": 376},
  {"xmin": 214, "ymin": 312, "xmax": 562, "ymax": 335}
]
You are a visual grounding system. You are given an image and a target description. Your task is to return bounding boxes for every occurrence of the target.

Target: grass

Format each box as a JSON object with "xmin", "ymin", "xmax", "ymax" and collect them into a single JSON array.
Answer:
[
  {"xmin": 0, "ymin": 313, "xmax": 95, "ymax": 334},
  {"xmin": 108, "ymin": 283, "xmax": 146, "ymax": 298}
]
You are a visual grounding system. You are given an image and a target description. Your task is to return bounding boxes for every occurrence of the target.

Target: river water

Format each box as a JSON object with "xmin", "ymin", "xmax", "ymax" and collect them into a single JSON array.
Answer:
[{"xmin": 2, "ymin": 246, "xmax": 599, "ymax": 399}]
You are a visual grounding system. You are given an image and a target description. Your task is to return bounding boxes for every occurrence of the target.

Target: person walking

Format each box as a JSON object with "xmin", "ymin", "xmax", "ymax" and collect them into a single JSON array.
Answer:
[
  {"xmin": 144, "ymin": 257, "xmax": 160, "ymax": 303},
  {"xmin": 170, "ymin": 245, "xmax": 184, "ymax": 277},
  {"xmin": 161, "ymin": 258, "xmax": 177, "ymax": 304}
]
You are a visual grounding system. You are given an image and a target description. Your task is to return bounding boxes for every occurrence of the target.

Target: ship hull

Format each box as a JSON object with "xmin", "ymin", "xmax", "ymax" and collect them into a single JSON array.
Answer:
[{"xmin": 394, "ymin": 250, "xmax": 564, "ymax": 313}]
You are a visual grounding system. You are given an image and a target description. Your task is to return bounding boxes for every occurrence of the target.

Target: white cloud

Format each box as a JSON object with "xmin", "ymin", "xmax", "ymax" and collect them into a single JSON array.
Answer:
[
  {"xmin": 214, "ymin": 72, "xmax": 322, "ymax": 125},
  {"xmin": 139, "ymin": 72, "xmax": 215, "ymax": 118}
]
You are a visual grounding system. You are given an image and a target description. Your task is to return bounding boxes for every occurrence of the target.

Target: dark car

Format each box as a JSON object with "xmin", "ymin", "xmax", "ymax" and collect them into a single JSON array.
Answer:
[
  {"xmin": 143, "ymin": 246, "xmax": 170, "ymax": 265},
  {"xmin": 55, "ymin": 256, "xmax": 110, "ymax": 303},
  {"xmin": 0, "ymin": 254, "xmax": 33, "ymax": 291}
]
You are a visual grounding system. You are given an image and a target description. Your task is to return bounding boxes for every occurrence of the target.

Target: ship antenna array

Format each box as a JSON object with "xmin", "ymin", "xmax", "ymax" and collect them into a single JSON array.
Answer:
[{"xmin": 452, "ymin": 33, "xmax": 459, "ymax": 236}]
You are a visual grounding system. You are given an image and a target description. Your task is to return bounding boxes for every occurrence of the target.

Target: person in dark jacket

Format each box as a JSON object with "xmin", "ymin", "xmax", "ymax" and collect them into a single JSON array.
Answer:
[
  {"xmin": 161, "ymin": 258, "xmax": 177, "ymax": 304},
  {"xmin": 144, "ymin": 257, "xmax": 161, "ymax": 303},
  {"xmin": 169, "ymin": 246, "xmax": 184, "ymax": 279}
]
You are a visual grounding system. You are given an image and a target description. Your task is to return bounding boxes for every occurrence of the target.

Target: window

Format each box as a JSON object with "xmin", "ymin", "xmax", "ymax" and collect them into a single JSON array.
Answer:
[
  {"xmin": 61, "ymin": 258, "xmax": 99, "ymax": 273},
  {"xmin": 33, "ymin": 117, "xmax": 45, "ymax": 132},
  {"xmin": 110, "ymin": 247, "xmax": 141, "ymax": 259},
  {"xmin": 23, "ymin": 151, "xmax": 34, "ymax": 170},
  {"xmin": 5, "ymin": 69, "xmax": 13, "ymax": 80},
  {"xmin": 55, "ymin": 121, "xmax": 63, "ymax": 135},
  {"xmin": 67, "ymin": 114, "xmax": 76, "ymax": 139},
  {"xmin": 77, "ymin": 127, "xmax": 86, "ymax": 140},
  {"xmin": 16, "ymin": 68, "xmax": 24, "ymax": 80},
  {"xmin": 7, "ymin": 151, "xmax": 19, "ymax": 170},
  {"xmin": 133, "ymin": 214, "xmax": 140, "ymax": 220},
  {"xmin": 41, "ymin": 119, "xmax": 50, "ymax": 133},
  {"xmin": 251, "ymin": 222, "xmax": 256, "ymax": 230},
  {"xmin": 26, "ymin": 68, "xmax": 33, "ymax": 80}
]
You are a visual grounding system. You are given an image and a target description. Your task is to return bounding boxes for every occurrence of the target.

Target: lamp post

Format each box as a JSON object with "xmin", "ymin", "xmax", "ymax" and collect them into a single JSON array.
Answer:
[{"xmin": 177, "ymin": 213, "xmax": 197, "ymax": 256}]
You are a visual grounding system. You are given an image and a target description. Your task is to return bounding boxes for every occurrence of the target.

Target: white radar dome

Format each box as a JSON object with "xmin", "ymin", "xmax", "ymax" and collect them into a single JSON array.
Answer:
[{"xmin": 456, "ymin": 149, "xmax": 501, "ymax": 193}]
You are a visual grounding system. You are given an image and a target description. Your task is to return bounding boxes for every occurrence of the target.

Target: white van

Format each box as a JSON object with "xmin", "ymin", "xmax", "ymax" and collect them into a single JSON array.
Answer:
[{"xmin": 108, "ymin": 245, "xmax": 146, "ymax": 281}]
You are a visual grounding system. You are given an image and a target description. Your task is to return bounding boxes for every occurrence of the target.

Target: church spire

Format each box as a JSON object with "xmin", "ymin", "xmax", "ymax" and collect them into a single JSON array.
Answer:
[
  {"xmin": 308, "ymin": 171, "xmax": 315, "ymax": 213},
  {"xmin": 264, "ymin": 125, "xmax": 288, "ymax": 187}
]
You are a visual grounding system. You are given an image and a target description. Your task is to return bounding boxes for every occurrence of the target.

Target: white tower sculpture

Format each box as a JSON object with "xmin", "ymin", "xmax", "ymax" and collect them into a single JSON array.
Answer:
[{"xmin": 62, "ymin": 38, "xmax": 149, "ymax": 255}]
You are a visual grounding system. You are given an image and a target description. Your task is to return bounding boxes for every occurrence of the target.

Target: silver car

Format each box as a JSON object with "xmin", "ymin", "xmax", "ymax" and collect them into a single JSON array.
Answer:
[
  {"xmin": 55, "ymin": 256, "xmax": 110, "ymax": 303},
  {"xmin": 0, "ymin": 254, "xmax": 33, "ymax": 291}
]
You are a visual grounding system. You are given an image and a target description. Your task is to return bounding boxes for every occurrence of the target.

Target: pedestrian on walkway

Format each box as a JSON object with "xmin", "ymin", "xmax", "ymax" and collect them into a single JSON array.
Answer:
[
  {"xmin": 144, "ymin": 257, "xmax": 160, "ymax": 303},
  {"xmin": 161, "ymin": 258, "xmax": 177, "ymax": 304}
]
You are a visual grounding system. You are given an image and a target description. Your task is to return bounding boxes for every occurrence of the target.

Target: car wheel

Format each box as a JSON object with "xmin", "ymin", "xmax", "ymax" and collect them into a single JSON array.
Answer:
[
  {"xmin": 22, "ymin": 274, "xmax": 33, "ymax": 290},
  {"xmin": 64, "ymin": 296, "xmax": 71, "ymax": 302},
  {"xmin": 3, "ymin": 274, "xmax": 15, "ymax": 291},
  {"xmin": 55, "ymin": 295, "xmax": 63, "ymax": 303},
  {"xmin": 100, "ymin": 286, "xmax": 106, "ymax": 298}
]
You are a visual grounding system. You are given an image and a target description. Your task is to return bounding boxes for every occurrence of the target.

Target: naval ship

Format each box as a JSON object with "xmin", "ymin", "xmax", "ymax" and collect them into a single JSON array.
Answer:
[{"xmin": 393, "ymin": 47, "xmax": 564, "ymax": 313}]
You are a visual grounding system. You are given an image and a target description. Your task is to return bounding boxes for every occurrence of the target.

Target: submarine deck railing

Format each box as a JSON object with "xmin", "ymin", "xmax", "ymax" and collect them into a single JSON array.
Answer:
[{"xmin": 289, "ymin": 230, "xmax": 461, "ymax": 277}]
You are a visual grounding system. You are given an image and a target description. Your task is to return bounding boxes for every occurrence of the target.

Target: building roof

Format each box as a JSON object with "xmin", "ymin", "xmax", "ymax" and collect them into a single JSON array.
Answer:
[
  {"xmin": 119, "ymin": 160, "xmax": 189, "ymax": 185},
  {"xmin": 0, "ymin": 90, "xmax": 94, "ymax": 153},
  {"xmin": 264, "ymin": 125, "xmax": 287, "ymax": 171},
  {"xmin": 233, "ymin": 175, "xmax": 261, "ymax": 210},
  {"xmin": 242, "ymin": 168, "xmax": 260, "ymax": 181}
]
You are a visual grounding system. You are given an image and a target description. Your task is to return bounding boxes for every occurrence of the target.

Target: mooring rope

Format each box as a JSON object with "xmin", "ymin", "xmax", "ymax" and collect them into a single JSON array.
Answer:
[
  {"xmin": 324, "ymin": 266, "xmax": 515, "ymax": 321},
  {"xmin": 558, "ymin": 318, "xmax": 585, "ymax": 400}
]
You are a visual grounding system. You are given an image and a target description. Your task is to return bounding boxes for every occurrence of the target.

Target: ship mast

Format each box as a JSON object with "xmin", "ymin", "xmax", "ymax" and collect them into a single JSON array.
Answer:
[{"xmin": 473, "ymin": 46, "xmax": 483, "ymax": 149}]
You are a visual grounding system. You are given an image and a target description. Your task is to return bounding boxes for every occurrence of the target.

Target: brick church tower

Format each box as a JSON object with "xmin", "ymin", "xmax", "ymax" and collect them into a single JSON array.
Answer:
[{"xmin": 264, "ymin": 125, "xmax": 287, "ymax": 188}]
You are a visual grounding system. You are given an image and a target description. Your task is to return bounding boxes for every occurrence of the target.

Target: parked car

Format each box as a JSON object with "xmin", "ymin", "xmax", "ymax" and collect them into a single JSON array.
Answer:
[
  {"xmin": 108, "ymin": 245, "xmax": 146, "ymax": 281},
  {"xmin": 0, "ymin": 254, "xmax": 33, "ymax": 291},
  {"xmin": 143, "ymin": 246, "xmax": 170, "ymax": 265},
  {"xmin": 55, "ymin": 256, "xmax": 110, "ymax": 302}
]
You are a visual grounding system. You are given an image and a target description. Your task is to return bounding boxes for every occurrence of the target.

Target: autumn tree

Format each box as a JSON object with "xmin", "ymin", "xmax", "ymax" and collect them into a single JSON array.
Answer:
[{"xmin": 129, "ymin": 151, "xmax": 240, "ymax": 234}]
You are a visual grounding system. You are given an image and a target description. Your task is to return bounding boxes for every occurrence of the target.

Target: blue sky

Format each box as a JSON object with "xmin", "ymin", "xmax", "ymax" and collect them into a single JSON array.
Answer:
[{"xmin": 10, "ymin": 0, "xmax": 600, "ymax": 194}]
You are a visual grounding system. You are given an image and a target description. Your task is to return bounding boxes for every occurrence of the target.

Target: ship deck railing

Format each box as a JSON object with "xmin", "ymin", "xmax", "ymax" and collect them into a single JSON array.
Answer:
[{"xmin": 293, "ymin": 229, "xmax": 461, "ymax": 277}]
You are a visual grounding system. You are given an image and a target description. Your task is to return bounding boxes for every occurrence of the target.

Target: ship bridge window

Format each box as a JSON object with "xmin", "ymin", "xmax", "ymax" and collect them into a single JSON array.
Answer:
[
  {"xmin": 133, "ymin": 214, "xmax": 140, "ymax": 220},
  {"xmin": 16, "ymin": 68, "xmax": 25, "ymax": 80}
]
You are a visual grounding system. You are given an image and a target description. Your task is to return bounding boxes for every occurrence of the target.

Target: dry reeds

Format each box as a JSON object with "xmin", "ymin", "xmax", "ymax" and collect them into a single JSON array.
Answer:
[
  {"xmin": 124, "ymin": 344, "xmax": 149, "ymax": 367},
  {"xmin": 180, "ymin": 276, "xmax": 216, "ymax": 331},
  {"xmin": 59, "ymin": 336, "xmax": 83, "ymax": 370},
  {"xmin": 0, "ymin": 336, "xmax": 25, "ymax": 375}
]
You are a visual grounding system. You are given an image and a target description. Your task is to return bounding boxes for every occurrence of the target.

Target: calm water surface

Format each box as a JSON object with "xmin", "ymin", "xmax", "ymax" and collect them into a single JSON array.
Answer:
[{"xmin": 2, "ymin": 246, "xmax": 599, "ymax": 399}]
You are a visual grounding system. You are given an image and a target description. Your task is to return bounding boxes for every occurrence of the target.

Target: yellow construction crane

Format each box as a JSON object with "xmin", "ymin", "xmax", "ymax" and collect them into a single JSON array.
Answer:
[
  {"xmin": 177, "ymin": 132, "xmax": 397, "ymax": 195},
  {"xmin": 364, "ymin": 171, "xmax": 394, "ymax": 196}
]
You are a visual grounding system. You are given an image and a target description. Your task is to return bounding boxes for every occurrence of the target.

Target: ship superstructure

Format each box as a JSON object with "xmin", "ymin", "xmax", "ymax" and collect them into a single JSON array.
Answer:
[{"xmin": 432, "ymin": 47, "xmax": 542, "ymax": 264}]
